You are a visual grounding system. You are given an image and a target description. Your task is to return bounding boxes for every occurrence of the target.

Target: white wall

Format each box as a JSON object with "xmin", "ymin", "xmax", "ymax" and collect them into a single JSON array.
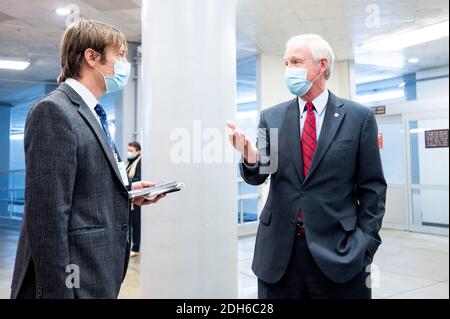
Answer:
[
  {"xmin": 327, "ymin": 60, "xmax": 356, "ymax": 100},
  {"xmin": 416, "ymin": 66, "xmax": 449, "ymax": 101},
  {"xmin": 255, "ymin": 54, "xmax": 292, "ymax": 224},
  {"xmin": 257, "ymin": 54, "xmax": 292, "ymax": 111}
]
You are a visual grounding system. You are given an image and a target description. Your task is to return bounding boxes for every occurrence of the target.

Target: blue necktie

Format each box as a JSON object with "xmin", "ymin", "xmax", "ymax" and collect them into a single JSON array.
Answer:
[
  {"xmin": 95, "ymin": 104, "xmax": 130, "ymax": 243},
  {"xmin": 94, "ymin": 104, "xmax": 116, "ymax": 154}
]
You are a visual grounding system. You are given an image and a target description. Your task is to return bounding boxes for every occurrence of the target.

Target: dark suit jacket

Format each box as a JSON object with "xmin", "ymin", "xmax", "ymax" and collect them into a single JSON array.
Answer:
[
  {"xmin": 241, "ymin": 91, "xmax": 387, "ymax": 284},
  {"xmin": 10, "ymin": 83, "xmax": 131, "ymax": 299}
]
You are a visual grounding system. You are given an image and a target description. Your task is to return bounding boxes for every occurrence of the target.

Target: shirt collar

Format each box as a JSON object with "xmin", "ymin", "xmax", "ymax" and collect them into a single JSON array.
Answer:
[
  {"xmin": 298, "ymin": 89, "xmax": 329, "ymax": 116},
  {"xmin": 65, "ymin": 78, "xmax": 99, "ymax": 112}
]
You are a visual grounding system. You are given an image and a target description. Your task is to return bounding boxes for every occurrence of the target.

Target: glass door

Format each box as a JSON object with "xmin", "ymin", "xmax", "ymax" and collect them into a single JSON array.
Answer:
[
  {"xmin": 406, "ymin": 110, "xmax": 449, "ymax": 235},
  {"xmin": 376, "ymin": 115, "xmax": 409, "ymax": 230}
]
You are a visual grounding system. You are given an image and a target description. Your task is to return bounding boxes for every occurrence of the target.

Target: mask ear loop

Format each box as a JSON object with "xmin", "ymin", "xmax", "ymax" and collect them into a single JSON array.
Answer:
[
  {"xmin": 311, "ymin": 73, "xmax": 322, "ymax": 84},
  {"xmin": 88, "ymin": 50, "xmax": 108, "ymax": 79},
  {"xmin": 86, "ymin": 49, "xmax": 110, "ymax": 93},
  {"xmin": 310, "ymin": 60, "xmax": 325, "ymax": 84}
]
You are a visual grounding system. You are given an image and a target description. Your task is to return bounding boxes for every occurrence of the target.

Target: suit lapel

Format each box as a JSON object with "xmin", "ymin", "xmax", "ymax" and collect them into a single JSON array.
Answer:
[
  {"xmin": 304, "ymin": 92, "xmax": 345, "ymax": 184},
  {"xmin": 57, "ymin": 83, "xmax": 127, "ymax": 191},
  {"xmin": 283, "ymin": 98, "xmax": 305, "ymax": 183},
  {"xmin": 78, "ymin": 105, "xmax": 127, "ymax": 189}
]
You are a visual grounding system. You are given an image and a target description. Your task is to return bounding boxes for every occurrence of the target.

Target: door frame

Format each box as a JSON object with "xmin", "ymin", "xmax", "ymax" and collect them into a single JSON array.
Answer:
[{"xmin": 404, "ymin": 109, "xmax": 449, "ymax": 236}]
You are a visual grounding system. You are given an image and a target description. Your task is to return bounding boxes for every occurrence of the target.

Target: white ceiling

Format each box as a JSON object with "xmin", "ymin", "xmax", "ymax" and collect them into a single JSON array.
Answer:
[
  {"xmin": 0, "ymin": 0, "xmax": 448, "ymax": 86},
  {"xmin": 0, "ymin": 0, "xmax": 141, "ymax": 84},
  {"xmin": 236, "ymin": 0, "xmax": 449, "ymax": 82}
]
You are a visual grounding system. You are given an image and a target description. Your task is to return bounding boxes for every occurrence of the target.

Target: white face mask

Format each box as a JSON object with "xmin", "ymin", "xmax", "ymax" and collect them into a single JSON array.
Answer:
[{"xmin": 127, "ymin": 152, "xmax": 138, "ymax": 160}]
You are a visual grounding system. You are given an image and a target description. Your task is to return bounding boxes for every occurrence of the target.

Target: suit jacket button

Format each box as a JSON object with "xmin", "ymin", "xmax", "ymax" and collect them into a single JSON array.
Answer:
[{"xmin": 122, "ymin": 224, "xmax": 129, "ymax": 232}]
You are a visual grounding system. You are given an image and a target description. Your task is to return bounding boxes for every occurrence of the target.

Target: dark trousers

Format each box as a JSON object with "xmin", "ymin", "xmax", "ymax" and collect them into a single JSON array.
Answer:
[
  {"xmin": 258, "ymin": 233, "xmax": 371, "ymax": 299},
  {"xmin": 16, "ymin": 260, "xmax": 37, "ymax": 299},
  {"xmin": 130, "ymin": 207, "xmax": 141, "ymax": 252}
]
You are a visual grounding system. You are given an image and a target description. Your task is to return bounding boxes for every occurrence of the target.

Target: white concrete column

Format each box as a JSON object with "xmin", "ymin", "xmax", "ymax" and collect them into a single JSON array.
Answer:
[
  {"xmin": 140, "ymin": 0, "xmax": 238, "ymax": 298},
  {"xmin": 327, "ymin": 60, "xmax": 356, "ymax": 100}
]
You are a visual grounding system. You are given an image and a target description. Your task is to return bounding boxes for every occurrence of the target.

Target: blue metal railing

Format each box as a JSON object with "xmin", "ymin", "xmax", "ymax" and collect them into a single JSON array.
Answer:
[
  {"xmin": 0, "ymin": 169, "xmax": 25, "ymax": 221},
  {"xmin": 0, "ymin": 170, "xmax": 262, "ymax": 225},
  {"xmin": 237, "ymin": 178, "xmax": 260, "ymax": 224}
]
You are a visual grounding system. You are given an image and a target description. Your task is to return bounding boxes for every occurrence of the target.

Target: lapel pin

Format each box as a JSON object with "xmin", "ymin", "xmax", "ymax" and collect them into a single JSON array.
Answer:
[{"xmin": 334, "ymin": 113, "xmax": 340, "ymax": 118}]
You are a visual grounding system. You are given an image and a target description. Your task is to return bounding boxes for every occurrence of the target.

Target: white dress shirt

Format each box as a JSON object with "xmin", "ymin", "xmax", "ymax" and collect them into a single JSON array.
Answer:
[
  {"xmin": 65, "ymin": 78, "xmax": 102, "ymax": 126},
  {"xmin": 299, "ymin": 89, "xmax": 329, "ymax": 141},
  {"xmin": 65, "ymin": 78, "xmax": 127, "ymax": 184}
]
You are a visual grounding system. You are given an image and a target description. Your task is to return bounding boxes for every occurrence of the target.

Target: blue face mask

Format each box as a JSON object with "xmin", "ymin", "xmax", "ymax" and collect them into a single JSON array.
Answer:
[
  {"xmin": 285, "ymin": 66, "xmax": 321, "ymax": 97},
  {"xmin": 94, "ymin": 53, "xmax": 131, "ymax": 94},
  {"xmin": 105, "ymin": 59, "xmax": 131, "ymax": 93}
]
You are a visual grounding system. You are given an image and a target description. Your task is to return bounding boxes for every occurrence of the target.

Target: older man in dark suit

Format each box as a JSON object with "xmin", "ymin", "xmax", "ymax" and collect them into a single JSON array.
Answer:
[
  {"xmin": 228, "ymin": 34, "xmax": 386, "ymax": 299},
  {"xmin": 10, "ymin": 19, "xmax": 163, "ymax": 299}
]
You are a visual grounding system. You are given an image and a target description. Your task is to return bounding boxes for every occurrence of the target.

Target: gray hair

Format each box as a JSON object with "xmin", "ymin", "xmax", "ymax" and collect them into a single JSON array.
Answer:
[{"xmin": 286, "ymin": 34, "xmax": 335, "ymax": 80}]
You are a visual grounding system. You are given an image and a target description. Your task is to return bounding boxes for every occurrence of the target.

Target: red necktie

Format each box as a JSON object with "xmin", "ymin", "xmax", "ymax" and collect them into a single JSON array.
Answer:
[{"xmin": 299, "ymin": 102, "xmax": 317, "ymax": 221}]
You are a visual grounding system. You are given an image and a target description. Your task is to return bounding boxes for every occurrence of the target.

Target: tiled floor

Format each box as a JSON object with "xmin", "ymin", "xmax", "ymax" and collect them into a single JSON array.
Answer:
[
  {"xmin": 0, "ymin": 229, "xmax": 19, "ymax": 299},
  {"xmin": 1, "ymin": 228, "xmax": 448, "ymax": 299}
]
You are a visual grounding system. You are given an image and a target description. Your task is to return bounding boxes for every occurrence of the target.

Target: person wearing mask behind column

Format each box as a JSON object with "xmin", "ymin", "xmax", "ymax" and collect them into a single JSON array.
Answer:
[{"xmin": 126, "ymin": 142, "xmax": 142, "ymax": 258}]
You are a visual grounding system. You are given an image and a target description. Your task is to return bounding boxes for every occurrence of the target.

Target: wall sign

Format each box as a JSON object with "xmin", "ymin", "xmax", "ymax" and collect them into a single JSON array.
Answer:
[
  {"xmin": 425, "ymin": 129, "xmax": 449, "ymax": 149},
  {"xmin": 372, "ymin": 106, "xmax": 386, "ymax": 115}
]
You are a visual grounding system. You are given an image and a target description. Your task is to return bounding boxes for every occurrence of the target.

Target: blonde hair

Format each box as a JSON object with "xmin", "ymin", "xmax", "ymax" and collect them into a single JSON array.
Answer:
[{"xmin": 58, "ymin": 19, "xmax": 127, "ymax": 83}]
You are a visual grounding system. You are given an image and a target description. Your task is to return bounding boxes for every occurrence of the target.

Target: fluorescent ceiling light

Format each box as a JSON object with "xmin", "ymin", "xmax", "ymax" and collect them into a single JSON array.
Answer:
[
  {"xmin": 361, "ymin": 20, "xmax": 449, "ymax": 51},
  {"xmin": 236, "ymin": 96, "xmax": 257, "ymax": 105},
  {"xmin": 356, "ymin": 73, "xmax": 402, "ymax": 85},
  {"xmin": 409, "ymin": 128, "xmax": 430, "ymax": 134},
  {"xmin": 356, "ymin": 90, "xmax": 405, "ymax": 104},
  {"xmin": 10, "ymin": 134, "xmax": 24, "ymax": 141},
  {"xmin": 408, "ymin": 58, "xmax": 419, "ymax": 64},
  {"xmin": 355, "ymin": 55, "xmax": 404, "ymax": 68},
  {"xmin": 0, "ymin": 59, "xmax": 30, "ymax": 70},
  {"xmin": 55, "ymin": 7, "xmax": 72, "ymax": 16}
]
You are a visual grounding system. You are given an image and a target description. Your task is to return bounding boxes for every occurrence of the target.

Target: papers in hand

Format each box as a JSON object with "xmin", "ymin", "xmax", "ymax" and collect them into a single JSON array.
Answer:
[{"xmin": 128, "ymin": 182, "xmax": 184, "ymax": 200}]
